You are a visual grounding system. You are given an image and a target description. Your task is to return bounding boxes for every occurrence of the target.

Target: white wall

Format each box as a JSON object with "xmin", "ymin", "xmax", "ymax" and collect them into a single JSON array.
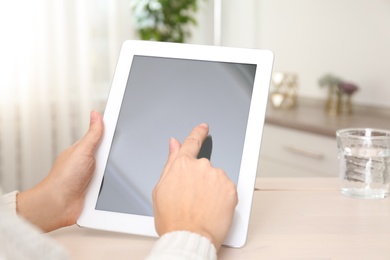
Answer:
[{"xmin": 191, "ymin": 0, "xmax": 390, "ymax": 108}]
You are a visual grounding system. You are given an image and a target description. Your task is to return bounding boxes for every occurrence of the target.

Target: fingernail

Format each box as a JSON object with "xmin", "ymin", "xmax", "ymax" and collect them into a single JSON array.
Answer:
[
  {"xmin": 199, "ymin": 123, "xmax": 208, "ymax": 129},
  {"xmin": 169, "ymin": 137, "xmax": 176, "ymax": 152},
  {"xmin": 169, "ymin": 137, "xmax": 182, "ymax": 153}
]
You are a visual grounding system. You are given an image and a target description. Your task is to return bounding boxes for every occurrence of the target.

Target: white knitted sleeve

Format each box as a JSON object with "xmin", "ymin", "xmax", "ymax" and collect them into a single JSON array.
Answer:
[
  {"xmin": 1, "ymin": 190, "xmax": 69, "ymax": 259},
  {"xmin": 2, "ymin": 190, "xmax": 19, "ymax": 215},
  {"xmin": 146, "ymin": 231, "xmax": 217, "ymax": 260}
]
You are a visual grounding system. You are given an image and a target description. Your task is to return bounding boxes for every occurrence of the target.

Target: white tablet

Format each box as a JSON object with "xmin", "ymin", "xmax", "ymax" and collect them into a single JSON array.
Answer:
[{"xmin": 78, "ymin": 40, "xmax": 273, "ymax": 248}]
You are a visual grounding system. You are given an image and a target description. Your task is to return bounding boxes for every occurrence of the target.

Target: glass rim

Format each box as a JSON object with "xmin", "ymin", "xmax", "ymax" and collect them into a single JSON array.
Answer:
[{"xmin": 336, "ymin": 128, "xmax": 390, "ymax": 140}]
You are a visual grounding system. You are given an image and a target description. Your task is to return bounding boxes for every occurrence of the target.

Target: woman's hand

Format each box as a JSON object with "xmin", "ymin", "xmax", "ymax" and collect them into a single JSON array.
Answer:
[
  {"xmin": 153, "ymin": 123, "xmax": 238, "ymax": 251},
  {"xmin": 17, "ymin": 111, "xmax": 104, "ymax": 232}
]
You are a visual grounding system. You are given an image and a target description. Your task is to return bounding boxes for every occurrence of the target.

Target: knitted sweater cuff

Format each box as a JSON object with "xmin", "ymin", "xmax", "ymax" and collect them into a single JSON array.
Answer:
[
  {"xmin": 2, "ymin": 190, "xmax": 19, "ymax": 215},
  {"xmin": 147, "ymin": 231, "xmax": 217, "ymax": 260}
]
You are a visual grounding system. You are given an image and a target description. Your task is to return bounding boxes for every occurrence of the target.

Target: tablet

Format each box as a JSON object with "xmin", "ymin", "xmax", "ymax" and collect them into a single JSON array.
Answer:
[{"xmin": 77, "ymin": 40, "xmax": 273, "ymax": 248}]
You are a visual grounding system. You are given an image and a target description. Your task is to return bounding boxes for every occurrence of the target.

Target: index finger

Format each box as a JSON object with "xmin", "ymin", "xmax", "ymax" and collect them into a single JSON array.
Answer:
[{"xmin": 179, "ymin": 123, "xmax": 209, "ymax": 158}]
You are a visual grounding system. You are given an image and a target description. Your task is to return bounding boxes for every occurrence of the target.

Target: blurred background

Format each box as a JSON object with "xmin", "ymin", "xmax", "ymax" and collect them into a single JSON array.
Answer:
[{"xmin": 0, "ymin": 0, "xmax": 389, "ymax": 192}]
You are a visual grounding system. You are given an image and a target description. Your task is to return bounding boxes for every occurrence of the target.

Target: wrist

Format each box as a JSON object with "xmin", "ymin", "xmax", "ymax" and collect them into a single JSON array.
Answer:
[{"xmin": 17, "ymin": 181, "xmax": 65, "ymax": 232}]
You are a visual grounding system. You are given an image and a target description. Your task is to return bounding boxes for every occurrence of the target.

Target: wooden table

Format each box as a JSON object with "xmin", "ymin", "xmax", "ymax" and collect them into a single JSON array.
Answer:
[{"xmin": 48, "ymin": 178, "xmax": 390, "ymax": 259}]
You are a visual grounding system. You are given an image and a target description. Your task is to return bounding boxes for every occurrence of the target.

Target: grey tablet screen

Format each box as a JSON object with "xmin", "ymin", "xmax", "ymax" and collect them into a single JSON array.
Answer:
[{"xmin": 95, "ymin": 55, "xmax": 256, "ymax": 216}]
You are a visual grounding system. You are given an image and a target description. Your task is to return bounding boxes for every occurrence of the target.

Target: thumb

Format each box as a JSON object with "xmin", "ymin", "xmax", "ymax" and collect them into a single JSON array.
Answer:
[
  {"xmin": 80, "ymin": 111, "xmax": 104, "ymax": 154},
  {"xmin": 159, "ymin": 137, "xmax": 181, "ymax": 181},
  {"xmin": 167, "ymin": 137, "xmax": 181, "ymax": 165}
]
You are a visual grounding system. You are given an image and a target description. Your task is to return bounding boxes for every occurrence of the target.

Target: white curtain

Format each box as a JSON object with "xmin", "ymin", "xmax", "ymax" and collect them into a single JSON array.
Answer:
[{"xmin": 0, "ymin": 0, "xmax": 135, "ymax": 192}]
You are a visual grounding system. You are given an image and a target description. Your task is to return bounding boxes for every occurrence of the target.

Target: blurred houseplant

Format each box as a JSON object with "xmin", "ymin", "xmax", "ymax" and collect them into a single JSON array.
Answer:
[{"xmin": 131, "ymin": 0, "xmax": 199, "ymax": 43}]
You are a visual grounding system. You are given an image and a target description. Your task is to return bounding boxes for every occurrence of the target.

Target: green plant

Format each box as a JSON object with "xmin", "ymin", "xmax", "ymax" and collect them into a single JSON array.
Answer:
[{"xmin": 131, "ymin": 0, "xmax": 199, "ymax": 43}]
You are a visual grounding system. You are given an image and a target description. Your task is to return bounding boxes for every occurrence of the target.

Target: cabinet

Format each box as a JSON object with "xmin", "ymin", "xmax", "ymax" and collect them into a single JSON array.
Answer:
[{"xmin": 257, "ymin": 124, "xmax": 338, "ymax": 177}]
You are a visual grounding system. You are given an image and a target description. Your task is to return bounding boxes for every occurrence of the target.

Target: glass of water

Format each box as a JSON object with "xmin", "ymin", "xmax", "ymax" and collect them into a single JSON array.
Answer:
[{"xmin": 336, "ymin": 128, "xmax": 390, "ymax": 199}]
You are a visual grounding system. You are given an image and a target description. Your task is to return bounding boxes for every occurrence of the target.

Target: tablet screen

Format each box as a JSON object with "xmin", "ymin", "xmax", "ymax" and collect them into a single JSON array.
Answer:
[{"xmin": 95, "ymin": 55, "xmax": 256, "ymax": 217}]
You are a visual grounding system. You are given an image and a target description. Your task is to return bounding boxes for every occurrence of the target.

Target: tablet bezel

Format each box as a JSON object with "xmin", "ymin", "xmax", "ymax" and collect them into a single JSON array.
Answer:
[{"xmin": 77, "ymin": 40, "xmax": 273, "ymax": 248}]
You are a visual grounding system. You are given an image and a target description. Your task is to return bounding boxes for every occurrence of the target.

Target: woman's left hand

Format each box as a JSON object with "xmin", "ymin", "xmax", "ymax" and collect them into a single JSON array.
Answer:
[{"xmin": 17, "ymin": 111, "xmax": 104, "ymax": 232}]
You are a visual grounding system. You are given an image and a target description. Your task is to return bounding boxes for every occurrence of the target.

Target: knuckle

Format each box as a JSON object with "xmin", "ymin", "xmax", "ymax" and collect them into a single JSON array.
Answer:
[
  {"xmin": 215, "ymin": 168, "xmax": 238, "ymax": 200},
  {"xmin": 185, "ymin": 135, "xmax": 202, "ymax": 148},
  {"xmin": 152, "ymin": 187, "xmax": 157, "ymax": 199},
  {"xmin": 177, "ymin": 153, "xmax": 193, "ymax": 163},
  {"xmin": 197, "ymin": 157, "xmax": 211, "ymax": 165},
  {"xmin": 215, "ymin": 167, "xmax": 227, "ymax": 177}
]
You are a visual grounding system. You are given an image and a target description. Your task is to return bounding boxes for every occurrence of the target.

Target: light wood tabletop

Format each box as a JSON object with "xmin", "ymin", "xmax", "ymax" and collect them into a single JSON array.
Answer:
[{"xmin": 48, "ymin": 178, "xmax": 390, "ymax": 259}]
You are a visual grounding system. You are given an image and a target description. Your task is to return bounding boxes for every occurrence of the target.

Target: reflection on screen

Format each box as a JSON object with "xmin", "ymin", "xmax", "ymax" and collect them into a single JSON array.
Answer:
[{"xmin": 95, "ymin": 55, "xmax": 256, "ymax": 216}]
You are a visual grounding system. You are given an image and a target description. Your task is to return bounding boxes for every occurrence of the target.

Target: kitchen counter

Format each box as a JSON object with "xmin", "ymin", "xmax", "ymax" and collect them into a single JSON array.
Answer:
[{"xmin": 265, "ymin": 97, "xmax": 390, "ymax": 137}]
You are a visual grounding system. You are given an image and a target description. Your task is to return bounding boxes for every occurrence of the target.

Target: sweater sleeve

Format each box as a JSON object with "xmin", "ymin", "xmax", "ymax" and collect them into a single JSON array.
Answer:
[
  {"xmin": 146, "ymin": 231, "xmax": 217, "ymax": 260},
  {"xmin": 0, "ymin": 190, "xmax": 69, "ymax": 259},
  {"xmin": 2, "ymin": 190, "xmax": 19, "ymax": 215}
]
